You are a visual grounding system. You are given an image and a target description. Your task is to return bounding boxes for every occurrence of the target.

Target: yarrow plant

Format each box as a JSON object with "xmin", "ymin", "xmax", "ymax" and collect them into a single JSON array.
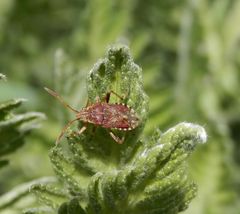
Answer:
[{"xmin": 29, "ymin": 45, "xmax": 207, "ymax": 214}]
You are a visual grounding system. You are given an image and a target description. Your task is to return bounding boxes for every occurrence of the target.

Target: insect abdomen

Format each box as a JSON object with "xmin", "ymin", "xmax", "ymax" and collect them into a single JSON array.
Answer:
[{"xmin": 80, "ymin": 103, "xmax": 139, "ymax": 130}]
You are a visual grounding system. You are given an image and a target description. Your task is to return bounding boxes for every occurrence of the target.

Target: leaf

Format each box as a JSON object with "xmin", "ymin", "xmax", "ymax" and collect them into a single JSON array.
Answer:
[
  {"xmin": 58, "ymin": 198, "xmax": 86, "ymax": 214},
  {"xmin": 0, "ymin": 111, "xmax": 45, "ymax": 156},
  {"xmin": 0, "ymin": 177, "xmax": 57, "ymax": 210},
  {"xmin": 32, "ymin": 45, "xmax": 207, "ymax": 214},
  {"xmin": 0, "ymin": 97, "xmax": 45, "ymax": 168},
  {"xmin": 0, "ymin": 98, "xmax": 26, "ymax": 114},
  {"xmin": 30, "ymin": 183, "xmax": 68, "ymax": 210}
]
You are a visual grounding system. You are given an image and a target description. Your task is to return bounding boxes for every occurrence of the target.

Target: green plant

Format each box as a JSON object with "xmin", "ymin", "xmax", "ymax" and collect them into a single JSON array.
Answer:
[
  {"xmin": 0, "ymin": 1, "xmax": 239, "ymax": 213},
  {"xmin": 26, "ymin": 45, "xmax": 207, "ymax": 214},
  {"xmin": 0, "ymin": 74, "xmax": 45, "ymax": 169}
]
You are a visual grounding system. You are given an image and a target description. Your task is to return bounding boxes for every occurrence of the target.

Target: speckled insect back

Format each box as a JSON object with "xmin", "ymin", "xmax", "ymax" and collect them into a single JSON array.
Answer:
[
  {"xmin": 79, "ymin": 103, "xmax": 139, "ymax": 130},
  {"xmin": 44, "ymin": 87, "xmax": 140, "ymax": 144},
  {"xmin": 45, "ymin": 45, "xmax": 148, "ymax": 145}
]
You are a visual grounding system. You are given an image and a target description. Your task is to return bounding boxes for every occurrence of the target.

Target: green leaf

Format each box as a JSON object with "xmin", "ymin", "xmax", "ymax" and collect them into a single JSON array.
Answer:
[
  {"xmin": 32, "ymin": 45, "xmax": 207, "ymax": 214},
  {"xmin": 0, "ymin": 111, "xmax": 45, "ymax": 156},
  {"xmin": 58, "ymin": 198, "xmax": 86, "ymax": 214},
  {"xmin": 30, "ymin": 183, "xmax": 68, "ymax": 209},
  {"xmin": 0, "ymin": 177, "xmax": 57, "ymax": 210},
  {"xmin": 0, "ymin": 98, "xmax": 25, "ymax": 114},
  {"xmin": 0, "ymin": 97, "xmax": 45, "ymax": 168}
]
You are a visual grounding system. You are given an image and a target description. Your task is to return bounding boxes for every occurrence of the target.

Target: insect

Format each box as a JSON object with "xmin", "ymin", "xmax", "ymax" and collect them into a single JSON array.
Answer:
[{"xmin": 44, "ymin": 87, "xmax": 140, "ymax": 144}]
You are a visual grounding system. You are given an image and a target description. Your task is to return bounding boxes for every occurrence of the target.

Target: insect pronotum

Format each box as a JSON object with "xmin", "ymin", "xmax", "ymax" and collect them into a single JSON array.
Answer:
[{"xmin": 44, "ymin": 87, "xmax": 140, "ymax": 144}]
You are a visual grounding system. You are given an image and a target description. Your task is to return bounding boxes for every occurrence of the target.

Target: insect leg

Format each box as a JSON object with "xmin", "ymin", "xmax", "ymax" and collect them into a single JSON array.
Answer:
[
  {"xmin": 78, "ymin": 125, "xmax": 87, "ymax": 135},
  {"xmin": 105, "ymin": 93, "xmax": 111, "ymax": 103},
  {"xmin": 56, "ymin": 118, "xmax": 79, "ymax": 145},
  {"xmin": 105, "ymin": 90, "xmax": 125, "ymax": 103},
  {"xmin": 109, "ymin": 131, "xmax": 125, "ymax": 144},
  {"xmin": 69, "ymin": 125, "xmax": 87, "ymax": 139}
]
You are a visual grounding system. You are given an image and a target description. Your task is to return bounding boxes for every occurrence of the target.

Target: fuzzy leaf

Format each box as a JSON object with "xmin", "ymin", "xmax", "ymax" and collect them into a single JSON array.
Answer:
[
  {"xmin": 0, "ymin": 177, "xmax": 57, "ymax": 210},
  {"xmin": 34, "ymin": 45, "xmax": 207, "ymax": 214},
  {"xmin": 30, "ymin": 183, "xmax": 69, "ymax": 209},
  {"xmin": 0, "ymin": 111, "xmax": 45, "ymax": 156},
  {"xmin": 0, "ymin": 97, "xmax": 45, "ymax": 168},
  {"xmin": 58, "ymin": 198, "xmax": 86, "ymax": 214}
]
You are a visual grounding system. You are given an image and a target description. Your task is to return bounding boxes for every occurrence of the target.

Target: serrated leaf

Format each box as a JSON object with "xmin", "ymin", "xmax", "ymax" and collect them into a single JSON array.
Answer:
[
  {"xmin": 34, "ymin": 45, "xmax": 207, "ymax": 214},
  {"xmin": 0, "ymin": 112, "xmax": 45, "ymax": 157},
  {"xmin": 30, "ymin": 183, "xmax": 68, "ymax": 209},
  {"xmin": 0, "ymin": 94, "xmax": 45, "ymax": 169},
  {"xmin": 0, "ymin": 177, "xmax": 57, "ymax": 210},
  {"xmin": 0, "ymin": 98, "xmax": 26, "ymax": 112},
  {"xmin": 58, "ymin": 198, "xmax": 86, "ymax": 214}
]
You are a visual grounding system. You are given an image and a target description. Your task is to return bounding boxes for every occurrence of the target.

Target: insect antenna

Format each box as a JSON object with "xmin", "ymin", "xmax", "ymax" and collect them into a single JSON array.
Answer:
[
  {"xmin": 55, "ymin": 118, "xmax": 79, "ymax": 144},
  {"xmin": 44, "ymin": 87, "xmax": 79, "ymax": 113}
]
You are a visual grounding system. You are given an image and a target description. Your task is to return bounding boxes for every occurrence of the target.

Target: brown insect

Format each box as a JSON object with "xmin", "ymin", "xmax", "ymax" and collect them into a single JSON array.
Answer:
[{"xmin": 44, "ymin": 87, "xmax": 140, "ymax": 144}]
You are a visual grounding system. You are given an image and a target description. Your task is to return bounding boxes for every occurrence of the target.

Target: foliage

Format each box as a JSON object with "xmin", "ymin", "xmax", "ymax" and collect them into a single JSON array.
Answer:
[
  {"xmin": 0, "ymin": 74, "xmax": 46, "ymax": 213},
  {"xmin": 0, "ymin": 177, "xmax": 56, "ymax": 213},
  {"xmin": 0, "ymin": 0, "xmax": 239, "ymax": 214},
  {"xmin": 0, "ymin": 74, "xmax": 45, "ymax": 170},
  {"xmin": 28, "ymin": 46, "xmax": 207, "ymax": 214}
]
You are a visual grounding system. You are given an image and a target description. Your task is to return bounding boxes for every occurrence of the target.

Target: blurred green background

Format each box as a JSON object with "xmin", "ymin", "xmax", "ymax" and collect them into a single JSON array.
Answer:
[{"xmin": 0, "ymin": 0, "xmax": 240, "ymax": 213}]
